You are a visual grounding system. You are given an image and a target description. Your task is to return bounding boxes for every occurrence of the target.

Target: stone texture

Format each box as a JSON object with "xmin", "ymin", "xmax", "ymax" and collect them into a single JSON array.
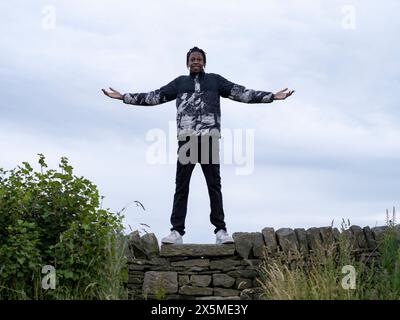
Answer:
[
  {"xmin": 141, "ymin": 233, "xmax": 160, "ymax": 258},
  {"xmin": 252, "ymin": 232, "xmax": 265, "ymax": 258},
  {"xmin": 188, "ymin": 266, "xmax": 208, "ymax": 272},
  {"xmin": 160, "ymin": 244, "xmax": 235, "ymax": 257},
  {"xmin": 179, "ymin": 275, "xmax": 189, "ymax": 286},
  {"xmin": 232, "ymin": 232, "xmax": 253, "ymax": 259},
  {"xmin": 171, "ymin": 259, "xmax": 210, "ymax": 268},
  {"xmin": 276, "ymin": 228, "xmax": 299, "ymax": 253},
  {"xmin": 371, "ymin": 226, "xmax": 388, "ymax": 243},
  {"xmin": 129, "ymin": 225, "xmax": 387, "ymax": 300},
  {"xmin": 196, "ymin": 296, "xmax": 241, "ymax": 300},
  {"xmin": 210, "ymin": 259, "xmax": 241, "ymax": 271},
  {"xmin": 142, "ymin": 271, "xmax": 178, "ymax": 295},
  {"xmin": 190, "ymin": 275, "xmax": 211, "ymax": 287},
  {"xmin": 153, "ymin": 294, "xmax": 186, "ymax": 300},
  {"xmin": 306, "ymin": 227, "xmax": 322, "ymax": 252},
  {"xmin": 128, "ymin": 230, "xmax": 147, "ymax": 259},
  {"xmin": 227, "ymin": 269, "xmax": 257, "ymax": 279},
  {"xmin": 179, "ymin": 285, "xmax": 213, "ymax": 296},
  {"xmin": 363, "ymin": 226, "xmax": 377, "ymax": 250},
  {"xmin": 149, "ymin": 257, "xmax": 171, "ymax": 267},
  {"xmin": 129, "ymin": 257, "xmax": 168, "ymax": 266},
  {"xmin": 128, "ymin": 264, "xmax": 147, "ymax": 271},
  {"xmin": 295, "ymin": 228, "xmax": 309, "ymax": 255},
  {"xmin": 261, "ymin": 227, "xmax": 278, "ymax": 254},
  {"xmin": 319, "ymin": 227, "xmax": 334, "ymax": 246},
  {"xmin": 241, "ymin": 259, "xmax": 261, "ymax": 267},
  {"xmin": 350, "ymin": 225, "xmax": 368, "ymax": 249},
  {"xmin": 128, "ymin": 273, "xmax": 144, "ymax": 285},
  {"xmin": 179, "ymin": 270, "xmax": 222, "ymax": 275},
  {"xmin": 212, "ymin": 274, "xmax": 235, "ymax": 288},
  {"xmin": 213, "ymin": 288, "xmax": 240, "ymax": 297}
]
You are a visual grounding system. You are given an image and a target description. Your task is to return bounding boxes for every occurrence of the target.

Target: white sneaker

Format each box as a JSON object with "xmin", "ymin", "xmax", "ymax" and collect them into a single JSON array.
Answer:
[
  {"xmin": 216, "ymin": 230, "xmax": 234, "ymax": 244},
  {"xmin": 161, "ymin": 230, "xmax": 183, "ymax": 244}
]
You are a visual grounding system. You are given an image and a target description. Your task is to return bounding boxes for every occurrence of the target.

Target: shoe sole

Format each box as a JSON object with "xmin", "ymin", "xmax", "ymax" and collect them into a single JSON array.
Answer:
[
  {"xmin": 162, "ymin": 239, "xmax": 183, "ymax": 244},
  {"xmin": 216, "ymin": 240, "xmax": 235, "ymax": 244}
]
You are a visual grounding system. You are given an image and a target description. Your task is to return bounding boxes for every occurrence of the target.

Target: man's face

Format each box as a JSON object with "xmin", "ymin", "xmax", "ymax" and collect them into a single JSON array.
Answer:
[{"xmin": 187, "ymin": 52, "xmax": 205, "ymax": 74}]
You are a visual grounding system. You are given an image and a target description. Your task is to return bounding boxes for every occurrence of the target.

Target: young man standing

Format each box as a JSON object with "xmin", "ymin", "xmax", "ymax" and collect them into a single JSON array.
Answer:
[{"xmin": 102, "ymin": 47, "xmax": 294, "ymax": 244}]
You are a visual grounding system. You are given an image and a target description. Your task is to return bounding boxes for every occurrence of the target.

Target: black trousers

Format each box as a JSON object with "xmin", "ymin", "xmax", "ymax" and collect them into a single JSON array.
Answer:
[{"xmin": 170, "ymin": 135, "xmax": 226, "ymax": 236}]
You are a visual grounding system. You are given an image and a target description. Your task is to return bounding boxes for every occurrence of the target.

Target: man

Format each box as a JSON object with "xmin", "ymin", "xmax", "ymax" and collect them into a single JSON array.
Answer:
[{"xmin": 102, "ymin": 46, "xmax": 294, "ymax": 244}]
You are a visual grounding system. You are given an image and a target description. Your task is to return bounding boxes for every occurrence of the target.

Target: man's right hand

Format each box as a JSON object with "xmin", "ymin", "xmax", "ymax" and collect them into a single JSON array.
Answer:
[{"xmin": 102, "ymin": 87, "xmax": 124, "ymax": 100}]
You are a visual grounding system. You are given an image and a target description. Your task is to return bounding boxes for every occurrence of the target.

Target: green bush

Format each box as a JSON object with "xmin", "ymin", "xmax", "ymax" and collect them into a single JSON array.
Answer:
[{"xmin": 0, "ymin": 154, "xmax": 127, "ymax": 299}]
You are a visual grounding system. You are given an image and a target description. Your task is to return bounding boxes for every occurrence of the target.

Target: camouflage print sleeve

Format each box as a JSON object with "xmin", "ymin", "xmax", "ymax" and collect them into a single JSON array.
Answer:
[
  {"xmin": 123, "ymin": 78, "xmax": 178, "ymax": 106},
  {"xmin": 217, "ymin": 74, "xmax": 274, "ymax": 103},
  {"xmin": 229, "ymin": 84, "xmax": 274, "ymax": 103}
]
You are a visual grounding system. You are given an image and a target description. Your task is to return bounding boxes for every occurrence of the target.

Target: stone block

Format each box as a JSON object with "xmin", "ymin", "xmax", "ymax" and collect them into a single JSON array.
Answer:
[
  {"xmin": 142, "ymin": 271, "xmax": 178, "ymax": 295},
  {"xmin": 213, "ymin": 288, "xmax": 240, "ymax": 297},
  {"xmin": 141, "ymin": 233, "xmax": 160, "ymax": 258},
  {"xmin": 232, "ymin": 232, "xmax": 253, "ymax": 259},
  {"xmin": 161, "ymin": 244, "xmax": 235, "ymax": 257},
  {"xmin": 261, "ymin": 227, "xmax": 278, "ymax": 254},
  {"xmin": 276, "ymin": 228, "xmax": 299, "ymax": 253},
  {"xmin": 179, "ymin": 285, "xmax": 213, "ymax": 296},
  {"xmin": 212, "ymin": 274, "xmax": 235, "ymax": 288},
  {"xmin": 171, "ymin": 259, "xmax": 210, "ymax": 268},
  {"xmin": 190, "ymin": 275, "xmax": 211, "ymax": 287},
  {"xmin": 294, "ymin": 228, "xmax": 309, "ymax": 255}
]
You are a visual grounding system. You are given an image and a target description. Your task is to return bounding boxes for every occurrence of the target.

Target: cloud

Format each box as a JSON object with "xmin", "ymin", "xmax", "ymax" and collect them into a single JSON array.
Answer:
[{"xmin": 1, "ymin": 0, "xmax": 399, "ymax": 242}]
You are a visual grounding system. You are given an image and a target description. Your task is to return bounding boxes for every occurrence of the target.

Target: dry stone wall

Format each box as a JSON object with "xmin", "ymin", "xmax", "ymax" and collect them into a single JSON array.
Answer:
[{"xmin": 126, "ymin": 225, "xmax": 397, "ymax": 300}]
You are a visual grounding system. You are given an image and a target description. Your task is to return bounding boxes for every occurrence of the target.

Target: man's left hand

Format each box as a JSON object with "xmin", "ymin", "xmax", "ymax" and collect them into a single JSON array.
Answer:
[{"xmin": 273, "ymin": 88, "xmax": 295, "ymax": 100}]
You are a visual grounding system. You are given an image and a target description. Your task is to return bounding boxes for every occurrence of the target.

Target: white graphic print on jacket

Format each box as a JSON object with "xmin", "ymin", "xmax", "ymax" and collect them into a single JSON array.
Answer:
[{"xmin": 122, "ymin": 71, "xmax": 274, "ymax": 138}]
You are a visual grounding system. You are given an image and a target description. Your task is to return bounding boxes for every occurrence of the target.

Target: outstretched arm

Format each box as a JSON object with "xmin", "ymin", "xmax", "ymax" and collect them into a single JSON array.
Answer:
[
  {"xmin": 102, "ymin": 78, "xmax": 178, "ymax": 106},
  {"xmin": 218, "ymin": 75, "xmax": 294, "ymax": 103}
]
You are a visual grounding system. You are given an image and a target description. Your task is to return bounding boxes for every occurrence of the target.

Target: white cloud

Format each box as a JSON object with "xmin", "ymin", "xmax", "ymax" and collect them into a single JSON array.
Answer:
[{"xmin": 1, "ymin": 0, "xmax": 399, "ymax": 243}]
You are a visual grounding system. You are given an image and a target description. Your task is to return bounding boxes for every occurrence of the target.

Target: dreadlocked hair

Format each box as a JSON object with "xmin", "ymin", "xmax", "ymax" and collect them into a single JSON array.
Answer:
[{"xmin": 186, "ymin": 46, "xmax": 206, "ymax": 65}]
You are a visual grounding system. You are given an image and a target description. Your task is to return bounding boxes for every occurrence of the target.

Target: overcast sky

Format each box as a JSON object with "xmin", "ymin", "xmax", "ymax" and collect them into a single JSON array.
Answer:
[{"xmin": 1, "ymin": 0, "xmax": 399, "ymax": 243}]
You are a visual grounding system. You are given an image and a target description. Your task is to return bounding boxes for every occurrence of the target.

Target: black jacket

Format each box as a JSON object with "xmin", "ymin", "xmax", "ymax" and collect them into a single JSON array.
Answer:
[{"xmin": 123, "ymin": 71, "xmax": 274, "ymax": 138}]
